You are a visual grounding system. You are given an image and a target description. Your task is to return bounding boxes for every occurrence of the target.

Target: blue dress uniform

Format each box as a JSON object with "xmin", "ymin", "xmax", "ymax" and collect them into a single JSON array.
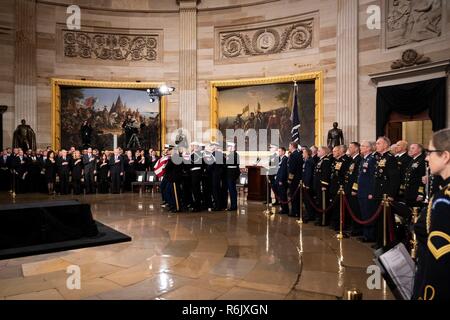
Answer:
[
  {"xmin": 373, "ymin": 151, "xmax": 400, "ymax": 248},
  {"xmin": 354, "ymin": 153, "xmax": 377, "ymax": 242},
  {"xmin": 403, "ymin": 153, "xmax": 426, "ymax": 208},
  {"xmin": 287, "ymin": 149, "xmax": 303, "ymax": 217},
  {"xmin": 313, "ymin": 155, "xmax": 332, "ymax": 225},
  {"xmin": 413, "ymin": 178, "xmax": 450, "ymax": 300},
  {"xmin": 225, "ymin": 148, "xmax": 240, "ymax": 211},
  {"xmin": 275, "ymin": 155, "xmax": 289, "ymax": 215},
  {"xmin": 202, "ymin": 151, "xmax": 215, "ymax": 209},
  {"xmin": 344, "ymin": 154, "xmax": 362, "ymax": 234},
  {"xmin": 302, "ymin": 157, "xmax": 315, "ymax": 222},
  {"xmin": 330, "ymin": 155, "xmax": 351, "ymax": 230}
]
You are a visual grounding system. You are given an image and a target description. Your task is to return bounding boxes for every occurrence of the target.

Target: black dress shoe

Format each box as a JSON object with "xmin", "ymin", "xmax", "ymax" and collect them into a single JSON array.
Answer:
[{"xmin": 226, "ymin": 207, "xmax": 237, "ymax": 211}]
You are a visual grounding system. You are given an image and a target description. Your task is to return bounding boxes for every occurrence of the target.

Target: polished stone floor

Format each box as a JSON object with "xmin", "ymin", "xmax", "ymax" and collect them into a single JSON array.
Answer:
[{"xmin": 0, "ymin": 191, "xmax": 393, "ymax": 300}]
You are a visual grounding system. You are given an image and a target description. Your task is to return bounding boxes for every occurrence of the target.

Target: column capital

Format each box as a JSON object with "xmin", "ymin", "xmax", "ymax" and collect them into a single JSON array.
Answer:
[{"xmin": 177, "ymin": 0, "xmax": 200, "ymax": 10}]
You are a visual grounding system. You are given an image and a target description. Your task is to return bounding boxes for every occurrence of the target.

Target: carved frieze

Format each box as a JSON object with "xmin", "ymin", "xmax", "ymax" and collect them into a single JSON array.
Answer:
[
  {"xmin": 62, "ymin": 29, "xmax": 159, "ymax": 62},
  {"xmin": 386, "ymin": 0, "xmax": 443, "ymax": 49},
  {"xmin": 217, "ymin": 16, "xmax": 315, "ymax": 60}
]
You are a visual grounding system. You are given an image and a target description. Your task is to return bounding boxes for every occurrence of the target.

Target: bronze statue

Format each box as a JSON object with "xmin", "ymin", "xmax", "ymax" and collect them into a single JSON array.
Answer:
[
  {"xmin": 327, "ymin": 122, "xmax": 344, "ymax": 148},
  {"xmin": 13, "ymin": 119, "xmax": 36, "ymax": 151}
]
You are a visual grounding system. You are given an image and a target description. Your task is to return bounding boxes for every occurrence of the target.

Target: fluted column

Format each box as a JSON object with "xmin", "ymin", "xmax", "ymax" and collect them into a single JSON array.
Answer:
[
  {"xmin": 14, "ymin": 0, "xmax": 37, "ymax": 131},
  {"xmin": 336, "ymin": 0, "xmax": 358, "ymax": 142},
  {"xmin": 178, "ymin": 0, "xmax": 198, "ymax": 138}
]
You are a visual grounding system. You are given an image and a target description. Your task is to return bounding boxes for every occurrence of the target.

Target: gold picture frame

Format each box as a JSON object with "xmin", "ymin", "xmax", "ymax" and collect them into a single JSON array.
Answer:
[
  {"xmin": 51, "ymin": 78, "xmax": 167, "ymax": 151},
  {"xmin": 209, "ymin": 71, "xmax": 323, "ymax": 146}
]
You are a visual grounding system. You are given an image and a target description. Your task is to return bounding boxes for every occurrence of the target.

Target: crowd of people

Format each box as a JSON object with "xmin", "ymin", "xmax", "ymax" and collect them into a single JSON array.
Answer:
[
  {"xmin": 1, "ymin": 128, "xmax": 449, "ymax": 300},
  {"xmin": 0, "ymin": 146, "xmax": 160, "ymax": 195}
]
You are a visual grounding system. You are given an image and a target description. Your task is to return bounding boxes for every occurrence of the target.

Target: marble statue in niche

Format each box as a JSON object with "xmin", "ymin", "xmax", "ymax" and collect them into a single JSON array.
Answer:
[{"xmin": 386, "ymin": 0, "xmax": 442, "ymax": 48}]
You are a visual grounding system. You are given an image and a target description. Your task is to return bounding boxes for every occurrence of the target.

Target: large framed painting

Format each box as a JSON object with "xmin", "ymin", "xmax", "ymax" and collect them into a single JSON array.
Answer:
[
  {"xmin": 210, "ymin": 72, "xmax": 323, "ymax": 151},
  {"xmin": 51, "ymin": 79, "xmax": 166, "ymax": 151}
]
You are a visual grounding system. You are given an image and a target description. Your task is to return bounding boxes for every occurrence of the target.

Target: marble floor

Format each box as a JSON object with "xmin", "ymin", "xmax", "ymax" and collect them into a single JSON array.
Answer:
[{"xmin": 0, "ymin": 192, "xmax": 394, "ymax": 300}]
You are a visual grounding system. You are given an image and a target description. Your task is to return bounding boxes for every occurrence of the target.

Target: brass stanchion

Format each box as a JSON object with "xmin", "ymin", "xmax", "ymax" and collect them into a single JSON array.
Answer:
[
  {"xmin": 321, "ymin": 189, "xmax": 326, "ymax": 226},
  {"xmin": 410, "ymin": 207, "xmax": 419, "ymax": 259},
  {"xmin": 297, "ymin": 180, "xmax": 303, "ymax": 224},
  {"xmin": 336, "ymin": 186, "xmax": 344, "ymax": 240},
  {"xmin": 382, "ymin": 194, "xmax": 388, "ymax": 247}
]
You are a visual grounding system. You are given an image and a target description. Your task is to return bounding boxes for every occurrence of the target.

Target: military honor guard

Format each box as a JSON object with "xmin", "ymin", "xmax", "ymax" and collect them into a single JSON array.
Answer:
[{"xmin": 189, "ymin": 142, "xmax": 204, "ymax": 212}]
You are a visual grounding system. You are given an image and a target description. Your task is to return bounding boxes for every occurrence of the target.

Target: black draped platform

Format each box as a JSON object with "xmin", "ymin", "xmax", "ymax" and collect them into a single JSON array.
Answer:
[{"xmin": 0, "ymin": 200, "xmax": 131, "ymax": 260}]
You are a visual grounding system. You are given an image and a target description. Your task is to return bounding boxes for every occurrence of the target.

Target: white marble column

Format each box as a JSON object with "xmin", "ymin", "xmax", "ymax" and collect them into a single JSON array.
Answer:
[
  {"xmin": 336, "ymin": 0, "xmax": 358, "ymax": 143},
  {"xmin": 178, "ymin": 0, "xmax": 197, "ymax": 138},
  {"xmin": 14, "ymin": 0, "xmax": 37, "ymax": 131}
]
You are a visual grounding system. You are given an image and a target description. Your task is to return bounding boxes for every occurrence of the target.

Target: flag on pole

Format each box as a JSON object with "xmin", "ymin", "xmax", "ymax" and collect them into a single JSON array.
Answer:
[
  {"xmin": 290, "ymin": 82, "xmax": 300, "ymax": 143},
  {"xmin": 242, "ymin": 104, "xmax": 249, "ymax": 114}
]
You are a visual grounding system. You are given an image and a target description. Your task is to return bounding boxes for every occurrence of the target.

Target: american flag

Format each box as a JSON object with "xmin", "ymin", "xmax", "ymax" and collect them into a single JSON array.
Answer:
[
  {"xmin": 290, "ymin": 82, "xmax": 300, "ymax": 143},
  {"xmin": 154, "ymin": 155, "xmax": 169, "ymax": 178}
]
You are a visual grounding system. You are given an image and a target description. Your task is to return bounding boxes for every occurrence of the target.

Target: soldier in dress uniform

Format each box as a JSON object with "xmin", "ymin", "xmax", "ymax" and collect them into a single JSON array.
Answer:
[
  {"xmin": 310, "ymin": 146, "xmax": 319, "ymax": 167},
  {"xmin": 413, "ymin": 128, "xmax": 450, "ymax": 300},
  {"xmin": 313, "ymin": 146, "xmax": 332, "ymax": 226},
  {"xmin": 403, "ymin": 143, "xmax": 426, "ymax": 208},
  {"xmin": 57, "ymin": 149, "xmax": 71, "ymax": 195},
  {"xmin": 189, "ymin": 142, "xmax": 204, "ymax": 212},
  {"xmin": 275, "ymin": 147, "xmax": 289, "ymax": 215},
  {"xmin": 373, "ymin": 136, "xmax": 400, "ymax": 249},
  {"xmin": 396, "ymin": 140, "xmax": 412, "ymax": 200},
  {"xmin": 180, "ymin": 148, "xmax": 193, "ymax": 211},
  {"xmin": 354, "ymin": 141, "xmax": 377, "ymax": 243},
  {"xmin": 344, "ymin": 142, "xmax": 362, "ymax": 236},
  {"xmin": 301, "ymin": 148, "xmax": 315, "ymax": 222},
  {"xmin": 225, "ymin": 142, "xmax": 240, "ymax": 211},
  {"xmin": 329, "ymin": 145, "xmax": 350, "ymax": 231},
  {"xmin": 164, "ymin": 145, "xmax": 182, "ymax": 213},
  {"xmin": 287, "ymin": 142, "xmax": 303, "ymax": 217}
]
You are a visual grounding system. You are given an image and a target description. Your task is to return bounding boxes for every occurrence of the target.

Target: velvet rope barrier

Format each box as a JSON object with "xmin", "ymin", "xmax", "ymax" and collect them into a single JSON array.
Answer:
[
  {"xmin": 342, "ymin": 196, "xmax": 384, "ymax": 225},
  {"xmin": 302, "ymin": 188, "xmax": 338, "ymax": 214}
]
